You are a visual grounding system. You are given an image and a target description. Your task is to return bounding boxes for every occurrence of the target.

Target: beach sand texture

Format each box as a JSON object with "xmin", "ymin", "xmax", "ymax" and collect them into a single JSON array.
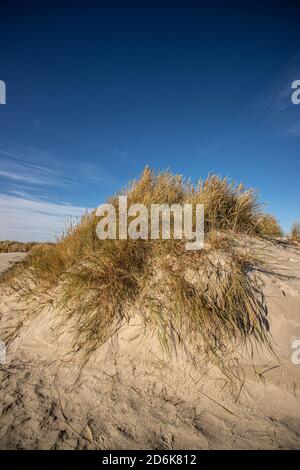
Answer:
[{"xmin": 0, "ymin": 242, "xmax": 299, "ymax": 449}]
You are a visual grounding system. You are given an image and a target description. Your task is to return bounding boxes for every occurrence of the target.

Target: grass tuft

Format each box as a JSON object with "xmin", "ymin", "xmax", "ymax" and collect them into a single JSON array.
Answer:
[
  {"xmin": 290, "ymin": 222, "xmax": 300, "ymax": 242},
  {"xmin": 0, "ymin": 240, "xmax": 43, "ymax": 253}
]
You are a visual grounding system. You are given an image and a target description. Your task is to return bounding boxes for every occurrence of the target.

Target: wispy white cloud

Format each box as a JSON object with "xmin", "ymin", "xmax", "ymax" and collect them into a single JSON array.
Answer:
[
  {"xmin": 0, "ymin": 194, "xmax": 91, "ymax": 242},
  {"xmin": 33, "ymin": 119, "xmax": 41, "ymax": 129},
  {"xmin": 287, "ymin": 121, "xmax": 300, "ymax": 137},
  {"xmin": 8, "ymin": 190, "xmax": 30, "ymax": 198},
  {"xmin": 0, "ymin": 169, "xmax": 53, "ymax": 185},
  {"xmin": 253, "ymin": 53, "xmax": 300, "ymax": 115},
  {"xmin": 0, "ymin": 143, "xmax": 117, "ymax": 189},
  {"xmin": 0, "ymin": 142, "xmax": 117, "ymax": 240},
  {"xmin": 0, "ymin": 149, "xmax": 76, "ymax": 188}
]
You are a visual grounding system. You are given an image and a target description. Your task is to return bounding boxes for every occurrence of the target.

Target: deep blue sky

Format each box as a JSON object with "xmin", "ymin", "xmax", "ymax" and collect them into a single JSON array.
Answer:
[{"xmin": 0, "ymin": 1, "xmax": 300, "ymax": 240}]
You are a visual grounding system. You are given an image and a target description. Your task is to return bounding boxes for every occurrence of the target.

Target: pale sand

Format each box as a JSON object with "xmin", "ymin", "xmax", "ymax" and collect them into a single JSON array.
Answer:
[
  {"xmin": 0, "ymin": 242, "xmax": 300, "ymax": 449},
  {"xmin": 0, "ymin": 252, "xmax": 27, "ymax": 275}
]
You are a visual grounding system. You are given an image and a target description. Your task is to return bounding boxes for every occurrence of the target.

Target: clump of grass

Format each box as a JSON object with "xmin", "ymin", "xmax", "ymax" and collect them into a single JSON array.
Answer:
[
  {"xmin": 58, "ymin": 238, "xmax": 151, "ymax": 352},
  {"xmin": 0, "ymin": 240, "xmax": 42, "ymax": 253},
  {"xmin": 290, "ymin": 222, "xmax": 300, "ymax": 242},
  {"xmin": 2, "ymin": 167, "xmax": 281, "ymax": 369},
  {"xmin": 255, "ymin": 214, "xmax": 283, "ymax": 238},
  {"xmin": 141, "ymin": 244, "xmax": 271, "ymax": 375}
]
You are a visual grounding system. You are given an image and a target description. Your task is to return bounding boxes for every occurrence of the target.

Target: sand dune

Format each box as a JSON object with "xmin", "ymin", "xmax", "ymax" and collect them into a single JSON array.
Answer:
[{"xmin": 0, "ymin": 241, "xmax": 300, "ymax": 449}]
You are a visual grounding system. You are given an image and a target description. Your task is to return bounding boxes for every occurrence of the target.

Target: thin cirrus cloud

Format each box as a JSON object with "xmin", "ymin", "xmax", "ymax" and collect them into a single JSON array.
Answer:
[
  {"xmin": 288, "ymin": 121, "xmax": 300, "ymax": 137},
  {"xmin": 0, "ymin": 149, "xmax": 76, "ymax": 188},
  {"xmin": 0, "ymin": 193, "xmax": 91, "ymax": 242},
  {"xmin": 244, "ymin": 53, "xmax": 300, "ymax": 143},
  {"xmin": 0, "ymin": 169, "xmax": 56, "ymax": 185},
  {"xmin": 256, "ymin": 53, "xmax": 300, "ymax": 115},
  {"xmin": 0, "ymin": 144, "xmax": 117, "ymax": 189},
  {"xmin": 0, "ymin": 143, "xmax": 114, "ymax": 241}
]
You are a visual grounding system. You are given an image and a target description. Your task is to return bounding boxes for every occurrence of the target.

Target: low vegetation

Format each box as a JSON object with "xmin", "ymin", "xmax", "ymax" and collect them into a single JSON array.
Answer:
[
  {"xmin": 290, "ymin": 222, "xmax": 300, "ymax": 242},
  {"xmin": 2, "ymin": 168, "xmax": 282, "ymax": 372},
  {"xmin": 0, "ymin": 240, "xmax": 41, "ymax": 253}
]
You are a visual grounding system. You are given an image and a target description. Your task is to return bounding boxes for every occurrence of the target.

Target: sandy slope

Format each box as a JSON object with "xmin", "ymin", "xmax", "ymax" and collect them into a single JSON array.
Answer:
[
  {"xmin": 0, "ymin": 252, "xmax": 27, "ymax": 275},
  {"xmin": 0, "ymin": 242, "xmax": 300, "ymax": 449}
]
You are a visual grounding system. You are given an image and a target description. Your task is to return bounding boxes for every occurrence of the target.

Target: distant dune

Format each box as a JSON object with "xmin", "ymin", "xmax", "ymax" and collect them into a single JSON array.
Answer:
[{"xmin": 0, "ymin": 241, "xmax": 39, "ymax": 254}]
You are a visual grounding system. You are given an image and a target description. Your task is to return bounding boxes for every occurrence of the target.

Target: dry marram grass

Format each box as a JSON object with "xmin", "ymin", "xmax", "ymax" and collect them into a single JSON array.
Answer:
[
  {"xmin": 1, "ymin": 168, "xmax": 282, "ymax": 371},
  {"xmin": 0, "ymin": 240, "xmax": 41, "ymax": 253},
  {"xmin": 290, "ymin": 222, "xmax": 300, "ymax": 242}
]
